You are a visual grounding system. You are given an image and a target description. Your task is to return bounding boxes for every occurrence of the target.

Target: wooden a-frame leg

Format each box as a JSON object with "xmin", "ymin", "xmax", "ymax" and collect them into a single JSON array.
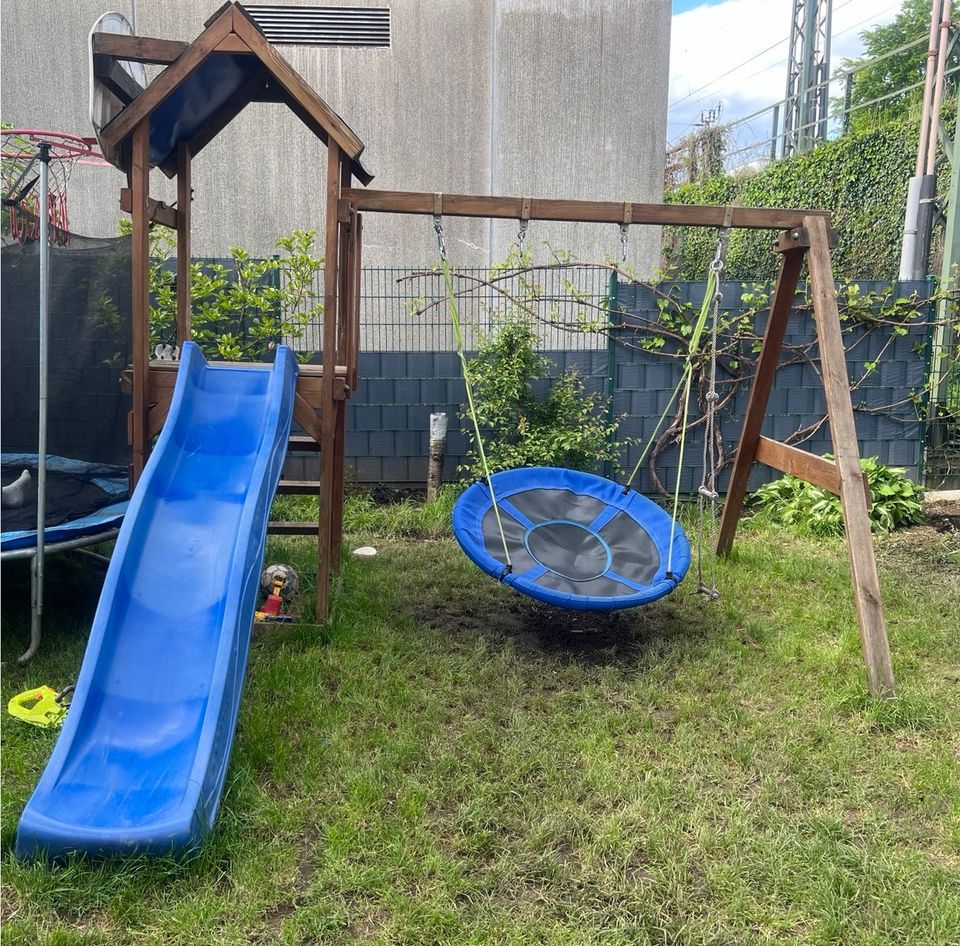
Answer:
[
  {"xmin": 805, "ymin": 215, "xmax": 895, "ymax": 699},
  {"xmin": 717, "ymin": 245, "xmax": 805, "ymax": 553}
]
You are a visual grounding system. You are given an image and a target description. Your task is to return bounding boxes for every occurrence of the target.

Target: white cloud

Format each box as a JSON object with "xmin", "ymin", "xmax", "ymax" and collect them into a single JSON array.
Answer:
[{"xmin": 669, "ymin": 0, "xmax": 905, "ymax": 147}]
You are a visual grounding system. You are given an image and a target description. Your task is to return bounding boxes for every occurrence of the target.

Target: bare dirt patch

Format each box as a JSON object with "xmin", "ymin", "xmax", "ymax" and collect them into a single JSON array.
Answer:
[
  {"xmin": 878, "ymin": 500, "xmax": 960, "ymax": 573},
  {"xmin": 414, "ymin": 591, "xmax": 700, "ymax": 668}
]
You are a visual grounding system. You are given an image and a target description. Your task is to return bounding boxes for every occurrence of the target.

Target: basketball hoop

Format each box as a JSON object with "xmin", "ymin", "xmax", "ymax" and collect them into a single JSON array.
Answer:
[{"xmin": 1, "ymin": 129, "xmax": 102, "ymax": 245}]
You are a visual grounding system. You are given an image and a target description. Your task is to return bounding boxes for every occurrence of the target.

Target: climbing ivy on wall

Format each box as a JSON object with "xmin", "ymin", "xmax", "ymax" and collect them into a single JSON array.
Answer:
[{"xmin": 663, "ymin": 118, "xmax": 921, "ymax": 281}]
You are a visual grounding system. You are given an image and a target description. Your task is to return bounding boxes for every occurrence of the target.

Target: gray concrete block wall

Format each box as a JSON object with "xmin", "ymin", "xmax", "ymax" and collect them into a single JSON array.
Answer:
[
  {"xmin": 2, "ymin": 0, "xmax": 670, "ymax": 275},
  {"xmin": 288, "ymin": 279, "xmax": 929, "ymax": 492}
]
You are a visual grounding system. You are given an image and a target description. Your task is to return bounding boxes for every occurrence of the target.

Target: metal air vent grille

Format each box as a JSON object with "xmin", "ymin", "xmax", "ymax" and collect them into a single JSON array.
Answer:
[{"xmin": 243, "ymin": 5, "xmax": 390, "ymax": 47}]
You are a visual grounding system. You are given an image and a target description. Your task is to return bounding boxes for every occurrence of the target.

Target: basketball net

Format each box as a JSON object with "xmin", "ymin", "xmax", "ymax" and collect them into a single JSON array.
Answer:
[{"xmin": 1, "ymin": 129, "xmax": 102, "ymax": 246}]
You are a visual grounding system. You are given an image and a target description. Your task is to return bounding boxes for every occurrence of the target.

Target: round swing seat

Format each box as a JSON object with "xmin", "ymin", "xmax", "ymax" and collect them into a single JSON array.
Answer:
[{"xmin": 452, "ymin": 467, "xmax": 691, "ymax": 612}]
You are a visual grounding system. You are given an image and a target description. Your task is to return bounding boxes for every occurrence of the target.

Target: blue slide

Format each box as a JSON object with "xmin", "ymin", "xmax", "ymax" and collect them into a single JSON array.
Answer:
[{"xmin": 16, "ymin": 342, "xmax": 298, "ymax": 859}]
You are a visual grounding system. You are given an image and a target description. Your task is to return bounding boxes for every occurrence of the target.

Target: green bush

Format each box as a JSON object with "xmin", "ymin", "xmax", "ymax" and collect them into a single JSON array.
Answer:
[
  {"xmin": 751, "ymin": 456, "xmax": 924, "ymax": 536},
  {"xmin": 121, "ymin": 221, "xmax": 323, "ymax": 361},
  {"xmin": 462, "ymin": 315, "xmax": 624, "ymax": 479}
]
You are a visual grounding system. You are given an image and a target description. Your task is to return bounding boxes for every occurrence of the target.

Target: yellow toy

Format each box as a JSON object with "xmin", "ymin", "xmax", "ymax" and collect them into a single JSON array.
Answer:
[{"xmin": 8, "ymin": 685, "xmax": 73, "ymax": 728}]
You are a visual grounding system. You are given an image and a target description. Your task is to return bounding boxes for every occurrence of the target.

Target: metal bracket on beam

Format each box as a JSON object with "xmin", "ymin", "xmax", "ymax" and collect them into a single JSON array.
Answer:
[
  {"xmin": 775, "ymin": 225, "xmax": 838, "ymax": 253},
  {"xmin": 433, "ymin": 192, "xmax": 443, "ymax": 217}
]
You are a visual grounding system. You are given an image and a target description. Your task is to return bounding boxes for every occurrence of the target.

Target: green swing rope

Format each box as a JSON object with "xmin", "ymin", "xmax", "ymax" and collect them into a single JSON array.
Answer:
[
  {"xmin": 432, "ymin": 214, "xmax": 726, "ymax": 585},
  {"xmin": 623, "ymin": 232, "xmax": 728, "ymax": 577},
  {"xmin": 433, "ymin": 216, "xmax": 512, "ymax": 570}
]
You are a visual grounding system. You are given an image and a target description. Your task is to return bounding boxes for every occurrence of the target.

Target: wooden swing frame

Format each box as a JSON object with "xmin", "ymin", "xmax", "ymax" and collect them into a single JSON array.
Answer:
[{"xmin": 101, "ymin": 2, "xmax": 895, "ymax": 699}]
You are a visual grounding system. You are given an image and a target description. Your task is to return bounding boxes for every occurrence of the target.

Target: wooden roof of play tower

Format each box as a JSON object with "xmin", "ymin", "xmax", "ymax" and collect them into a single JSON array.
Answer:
[{"xmin": 93, "ymin": 0, "xmax": 373, "ymax": 182}]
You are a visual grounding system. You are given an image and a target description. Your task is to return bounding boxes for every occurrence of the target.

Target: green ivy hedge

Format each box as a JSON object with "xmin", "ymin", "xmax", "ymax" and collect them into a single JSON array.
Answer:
[{"xmin": 664, "ymin": 119, "xmax": 921, "ymax": 281}]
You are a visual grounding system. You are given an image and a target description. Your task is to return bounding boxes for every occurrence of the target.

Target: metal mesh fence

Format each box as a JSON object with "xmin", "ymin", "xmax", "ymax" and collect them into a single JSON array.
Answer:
[
  {"xmin": 293, "ymin": 265, "xmax": 612, "ymax": 353},
  {"xmin": 925, "ymin": 313, "xmax": 960, "ymax": 488}
]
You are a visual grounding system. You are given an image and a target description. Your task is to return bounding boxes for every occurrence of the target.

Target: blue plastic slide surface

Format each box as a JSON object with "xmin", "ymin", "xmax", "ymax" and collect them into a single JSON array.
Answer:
[{"xmin": 16, "ymin": 342, "xmax": 298, "ymax": 859}]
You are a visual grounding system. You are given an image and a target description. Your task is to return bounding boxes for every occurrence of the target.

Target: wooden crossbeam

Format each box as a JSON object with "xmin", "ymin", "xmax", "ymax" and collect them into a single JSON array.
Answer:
[
  {"xmin": 267, "ymin": 521, "xmax": 320, "ymax": 535},
  {"xmin": 288, "ymin": 435, "xmax": 321, "ymax": 452},
  {"xmin": 214, "ymin": 33, "xmax": 254, "ymax": 53},
  {"xmin": 339, "ymin": 189, "xmax": 831, "ymax": 230},
  {"xmin": 755, "ymin": 437, "xmax": 843, "ymax": 495},
  {"xmin": 101, "ymin": 11, "xmax": 235, "ymax": 154},
  {"xmin": 277, "ymin": 480, "xmax": 322, "ymax": 495},
  {"xmin": 93, "ymin": 54, "xmax": 146, "ymax": 104},
  {"xmin": 120, "ymin": 189, "xmax": 179, "ymax": 229},
  {"xmin": 123, "ymin": 361, "xmax": 348, "ymax": 392},
  {"xmin": 293, "ymin": 392, "xmax": 323, "ymax": 444},
  {"xmin": 91, "ymin": 33, "xmax": 188, "ymax": 65}
]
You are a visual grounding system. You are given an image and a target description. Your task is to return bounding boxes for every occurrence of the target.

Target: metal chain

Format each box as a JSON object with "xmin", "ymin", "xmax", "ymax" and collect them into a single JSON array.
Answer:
[
  {"xmin": 696, "ymin": 232, "xmax": 727, "ymax": 600},
  {"xmin": 433, "ymin": 214, "xmax": 447, "ymax": 260},
  {"xmin": 619, "ymin": 223, "xmax": 629, "ymax": 264},
  {"xmin": 517, "ymin": 219, "xmax": 528, "ymax": 254}
]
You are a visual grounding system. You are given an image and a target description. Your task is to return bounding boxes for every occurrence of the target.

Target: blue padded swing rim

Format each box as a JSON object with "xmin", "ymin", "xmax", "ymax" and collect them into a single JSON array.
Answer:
[{"xmin": 453, "ymin": 467, "xmax": 691, "ymax": 612}]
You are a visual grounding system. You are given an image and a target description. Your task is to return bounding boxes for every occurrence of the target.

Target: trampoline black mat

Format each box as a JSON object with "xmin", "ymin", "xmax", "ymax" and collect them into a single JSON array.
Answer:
[{"xmin": 2, "ymin": 464, "xmax": 120, "ymax": 531}]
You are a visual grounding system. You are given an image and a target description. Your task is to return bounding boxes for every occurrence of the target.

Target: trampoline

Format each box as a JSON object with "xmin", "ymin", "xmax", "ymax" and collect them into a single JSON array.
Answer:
[
  {"xmin": 1, "ymin": 454, "xmax": 128, "ymax": 555},
  {"xmin": 1, "ymin": 141, "xmax": 132, "ymax": 661},
  {"xmin": 453, "ymin": 467, "xmax": 691, "ymax": 612}
]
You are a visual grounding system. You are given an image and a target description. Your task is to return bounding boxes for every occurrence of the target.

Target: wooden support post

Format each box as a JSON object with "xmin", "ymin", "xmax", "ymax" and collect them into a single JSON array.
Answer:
[
  {"xmin": 330, "ymin": 167, "xmax": 353, "ymax": 573},
  {"xmin": 717, "ymin": 245, "xmax": 805, "ymax": 552},
  {"xmin": 130, "ymin": 121, "xmax": 151, "ymax": 483},
  {"xmin": 427, "ymin": 413, "xmax": 448, "ymax": 500},
  {"xmin": 349, "ymin": 213, "xmax": 363, "ymax": 391},
  {"xmin": 316, "ymin": 143, "xmax": 342, "ymax": 621},
  {"xmin": 804, "ymin": 215, "xmax": 895, "ymax": 699},
  {"xmin": 176, "ymin": 141, "xmax": 192, "ymax": 345}
]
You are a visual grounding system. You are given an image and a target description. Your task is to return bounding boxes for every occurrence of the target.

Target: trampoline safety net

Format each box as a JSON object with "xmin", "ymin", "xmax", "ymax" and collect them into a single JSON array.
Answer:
[{"xmin": 1, "ymin": 232, "xmax": 133, "ymax": 535}]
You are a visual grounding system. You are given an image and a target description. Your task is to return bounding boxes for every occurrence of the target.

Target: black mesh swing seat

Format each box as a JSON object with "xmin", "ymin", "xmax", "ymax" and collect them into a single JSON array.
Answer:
[{"xmin": 453, "ymin": 467, "xmax": 691, "ymax": 611}]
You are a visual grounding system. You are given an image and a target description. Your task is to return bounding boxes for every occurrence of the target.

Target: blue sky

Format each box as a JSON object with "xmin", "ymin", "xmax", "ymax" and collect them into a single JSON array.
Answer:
[
  {"xmin": 672, "ymin": 0, "xmax": 725, "ymax": 12},
  {"xmin": 668, "ymin": 0, "xmax": 904, "ymax": 164}
]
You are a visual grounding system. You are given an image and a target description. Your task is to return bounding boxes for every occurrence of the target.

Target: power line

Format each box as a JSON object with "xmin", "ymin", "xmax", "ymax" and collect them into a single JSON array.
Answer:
[
  {"xmin": 668, "ymin": 35, "xmax": 789, "ymax": 114},
  {"xmin": 667, "ymin": 0, "xmax": 881, "ymax": 118}
]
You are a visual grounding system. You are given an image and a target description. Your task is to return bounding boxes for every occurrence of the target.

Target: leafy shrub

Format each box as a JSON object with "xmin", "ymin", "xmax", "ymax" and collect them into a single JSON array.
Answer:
[
  {"xmin": 121, "ymin": 221, "xmax": 323, "ymax": 361},
  {"xmin": 751, "ymin": 456, "xmax": 924, "ymax": 536},
  {"xmin": 462, "ymin": 315, "xmax": 624, "ymax": 479}
]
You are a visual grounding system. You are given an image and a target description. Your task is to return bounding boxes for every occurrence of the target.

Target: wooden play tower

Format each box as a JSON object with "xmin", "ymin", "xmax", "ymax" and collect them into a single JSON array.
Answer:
[{"xmin": 94, "ymin": 2, "xmax": 895, "ymax": 698}]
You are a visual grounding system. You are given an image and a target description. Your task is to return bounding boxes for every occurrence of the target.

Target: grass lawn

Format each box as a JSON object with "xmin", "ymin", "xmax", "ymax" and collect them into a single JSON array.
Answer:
[{"xmin": 2, "ymin": 493, "xmax": 959, "ymax": 945}]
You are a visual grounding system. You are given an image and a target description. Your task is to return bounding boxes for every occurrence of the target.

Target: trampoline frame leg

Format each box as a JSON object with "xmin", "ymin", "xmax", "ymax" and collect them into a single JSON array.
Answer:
[{"xmin": 21, "ymin": 551, "xmax": 42, "ymax": 664}]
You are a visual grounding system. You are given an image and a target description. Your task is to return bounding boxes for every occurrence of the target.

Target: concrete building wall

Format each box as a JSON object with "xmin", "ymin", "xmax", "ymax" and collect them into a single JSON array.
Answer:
[{"xmin": 2, "ymin": 0, "xmax": 670, "ymax": 270}]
